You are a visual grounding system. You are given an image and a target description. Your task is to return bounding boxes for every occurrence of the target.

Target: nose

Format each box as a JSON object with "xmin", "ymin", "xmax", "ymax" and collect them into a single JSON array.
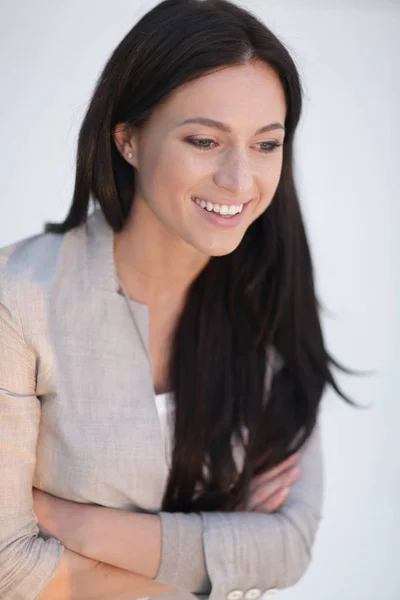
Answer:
[{"xmin": 213, "ymin": 146, "xmax": 254, "ymax": 197}]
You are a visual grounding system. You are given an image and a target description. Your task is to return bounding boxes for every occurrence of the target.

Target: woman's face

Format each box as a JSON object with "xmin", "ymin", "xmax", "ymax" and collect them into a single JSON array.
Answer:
[{"xmin": 125, "ymin": 60, "xmax": 286, "ymax": 257}]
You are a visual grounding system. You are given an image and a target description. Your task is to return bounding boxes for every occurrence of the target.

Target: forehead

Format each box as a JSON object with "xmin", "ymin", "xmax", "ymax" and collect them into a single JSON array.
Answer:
[{"xmin": 154, "ymin": 61, "xmax": 286, "ymax": 127}]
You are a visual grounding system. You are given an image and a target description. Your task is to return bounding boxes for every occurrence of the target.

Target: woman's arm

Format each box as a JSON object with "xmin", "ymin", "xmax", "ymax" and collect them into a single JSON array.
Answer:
[
  {"xmin": 34, "ymin": 493, "xmax": 210, "ymax": 595},
  {"xmin": 0, "ymin": 288, "xmax": 64, "ymax": 599},
  {"xmin": 38, "ymin": 548, "xmax": 172, "ymax": 600},
  {"xmin": 33, "ymin": 449, "xmax": 302, "ymax": 581},
  {"xmin": 154, "ymin": 421, "xmax": 323, "ymax": 599},
  {"xmin": 33, "ymin": 493, "xmax": 163, "ymax": 579},
  {"xmin": 34, "ymin": 420, "xmax": 322, "ymax": 598}
]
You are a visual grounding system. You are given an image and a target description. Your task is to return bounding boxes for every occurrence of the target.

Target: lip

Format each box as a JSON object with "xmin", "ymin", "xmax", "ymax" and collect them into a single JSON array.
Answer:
[{"xmin": 191, "ymin": 196, "xmax": 250, "ymax": 229}]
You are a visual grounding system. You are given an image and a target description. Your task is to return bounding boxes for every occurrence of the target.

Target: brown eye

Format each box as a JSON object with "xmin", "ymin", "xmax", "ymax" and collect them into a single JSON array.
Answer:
[{"xmin": 186, "ymin": 137, "xmax": 217, "ymax": 151}]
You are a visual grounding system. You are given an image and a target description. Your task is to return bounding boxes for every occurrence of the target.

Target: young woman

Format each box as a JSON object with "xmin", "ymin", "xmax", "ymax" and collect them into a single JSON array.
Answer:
[{"xmin": 0, "ymin": 1, "xmax": 353, "ymax": 599}]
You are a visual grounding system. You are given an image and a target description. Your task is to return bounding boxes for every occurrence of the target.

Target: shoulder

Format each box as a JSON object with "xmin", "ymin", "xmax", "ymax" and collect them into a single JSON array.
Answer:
[
  {"xmin": 0, "ymin": 230, "xmax": 62, "ymax": 283},
  {"xmin": 0, "ymin": 209, "xmax": 113, "ymax": 328},
  {"xmin": 0, "ymin": 222, "xmax": 89, "ymax": 306}
]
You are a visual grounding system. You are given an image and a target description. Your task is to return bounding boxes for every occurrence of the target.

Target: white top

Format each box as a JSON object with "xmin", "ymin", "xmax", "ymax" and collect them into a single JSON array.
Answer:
[{"xmin": 154, "ymin": 391, "xmax": 175, "ymax": 467}]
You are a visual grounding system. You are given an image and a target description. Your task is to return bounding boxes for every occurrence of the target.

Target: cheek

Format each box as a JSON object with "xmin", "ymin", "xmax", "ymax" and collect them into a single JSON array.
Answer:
[
  {"xmin": 259, "ymin": 159, "xmax": 282, "ymax": 196},
  {"xmin": 147, "ymin": 143, "xmax": 203, "ymax": 196}
]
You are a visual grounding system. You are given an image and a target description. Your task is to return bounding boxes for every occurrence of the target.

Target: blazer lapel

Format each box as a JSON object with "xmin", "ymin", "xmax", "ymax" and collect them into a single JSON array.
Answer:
[{"xmin": 47, "ymin": 209, "xmax": 169, "ymax": 509}]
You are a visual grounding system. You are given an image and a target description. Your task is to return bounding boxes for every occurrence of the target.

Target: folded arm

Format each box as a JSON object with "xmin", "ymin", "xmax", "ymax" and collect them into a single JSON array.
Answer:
[
  {"xmin": 37, "ymin": 549, "xmax": 173, "ymax": 600},
  {"xmin": 36, "ymin": 417, "xmax": 323, "ymax": 599}
]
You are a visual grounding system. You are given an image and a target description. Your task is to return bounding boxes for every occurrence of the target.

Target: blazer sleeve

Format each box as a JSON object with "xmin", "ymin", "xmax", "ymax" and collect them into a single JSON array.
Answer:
[
  {"xmin": 154, "ymin": 414, "xmax": 323, "ymax": 599},
  {"xmin": 0, "ymin": 281, "xmax": 64, "ymax": 599}
]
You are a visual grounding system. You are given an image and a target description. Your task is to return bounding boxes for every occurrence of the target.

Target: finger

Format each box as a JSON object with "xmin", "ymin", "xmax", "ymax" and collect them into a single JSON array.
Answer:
[
  {"xmin": 252, "ymin": 487, "xmax": 290, "ymax": 513},
  {"xmin": 250, "ymin": 452, "xmax": 300, "ymax": 492},
  {"xmin": 247, "ymin": 465, "xmax": 300, "ymax": 510},
  {"xmin": 250, "ymin": 453, "xmax": 299, "ymax": 490}
]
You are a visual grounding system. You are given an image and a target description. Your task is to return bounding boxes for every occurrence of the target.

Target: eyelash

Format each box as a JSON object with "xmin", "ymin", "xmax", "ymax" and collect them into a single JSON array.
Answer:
[{"xmin": 185, "ymin": 137, "xmax": 283, "ymax": 153}]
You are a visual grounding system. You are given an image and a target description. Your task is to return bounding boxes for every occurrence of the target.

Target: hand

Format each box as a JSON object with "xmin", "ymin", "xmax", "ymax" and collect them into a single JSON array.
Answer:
[{"xmin": 240, "ymin": 452, "xmax": 301, "ymax": 513}]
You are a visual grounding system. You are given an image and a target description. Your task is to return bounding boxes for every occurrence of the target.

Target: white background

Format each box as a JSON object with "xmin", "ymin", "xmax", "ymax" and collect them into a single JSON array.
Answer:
[{"xmin": 0, "ymin": 1, "xmax": 399, "ymax": 598}]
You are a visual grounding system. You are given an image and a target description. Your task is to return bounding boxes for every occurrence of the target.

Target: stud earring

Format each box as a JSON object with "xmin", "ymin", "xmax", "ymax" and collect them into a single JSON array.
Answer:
[{"xmin": 127, "ymin": 152, "xmax": 133, "ymax": 159}]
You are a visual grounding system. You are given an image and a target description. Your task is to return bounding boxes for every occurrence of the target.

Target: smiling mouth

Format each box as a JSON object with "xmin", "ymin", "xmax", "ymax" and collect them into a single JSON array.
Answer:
[{"xmin": 191, "ymin": 196, "xmax": 245, "ymax": 216}]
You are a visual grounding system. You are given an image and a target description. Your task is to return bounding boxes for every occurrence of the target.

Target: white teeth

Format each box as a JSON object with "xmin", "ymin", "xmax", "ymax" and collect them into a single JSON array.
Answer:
[{"xmin": 194, "ymin": 197, "xmax": 244, "ymax": 216}]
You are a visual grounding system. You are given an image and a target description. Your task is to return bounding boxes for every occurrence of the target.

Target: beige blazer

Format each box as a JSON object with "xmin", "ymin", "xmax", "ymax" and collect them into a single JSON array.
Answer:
[{"xmin": 0, "ymin": 209, "xmax": 323, "ymax": 600}]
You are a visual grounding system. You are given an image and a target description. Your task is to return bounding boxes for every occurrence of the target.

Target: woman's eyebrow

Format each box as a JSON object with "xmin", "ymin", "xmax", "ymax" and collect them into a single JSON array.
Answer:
[{"xmin": 177, "ymin": 117, "xmax": 285, "ymax": 134}]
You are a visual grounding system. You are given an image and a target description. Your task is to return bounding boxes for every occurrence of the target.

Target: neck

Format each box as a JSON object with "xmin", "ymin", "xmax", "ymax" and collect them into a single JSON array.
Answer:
[{"xmin": 114, "ymin": 196, "xmax": 209, "ymax": 307}]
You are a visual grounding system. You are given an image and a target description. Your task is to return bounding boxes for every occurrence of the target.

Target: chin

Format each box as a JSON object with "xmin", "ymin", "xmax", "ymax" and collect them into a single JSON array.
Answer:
[{"xmin": 193, "ymin": 237, "xmax": 243, "ymax": 258}]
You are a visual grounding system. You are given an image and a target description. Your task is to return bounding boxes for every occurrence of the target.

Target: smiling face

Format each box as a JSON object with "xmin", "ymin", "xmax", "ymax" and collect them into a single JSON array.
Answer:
[{"xmin": 120, "ymin": 60, "xmax": 286, "ymax": 257}]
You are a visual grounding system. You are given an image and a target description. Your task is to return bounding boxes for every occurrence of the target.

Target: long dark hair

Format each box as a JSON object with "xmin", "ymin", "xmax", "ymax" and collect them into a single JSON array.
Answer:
[{"xmin": 46, "ymin": 0, "xmax": 357, "ymax": 512}]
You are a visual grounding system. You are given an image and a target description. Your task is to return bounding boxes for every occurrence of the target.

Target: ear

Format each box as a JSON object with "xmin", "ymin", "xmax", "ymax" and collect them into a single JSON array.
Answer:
[{"xmin": 112, "ymin": 123, "xmax": 139, "ymax": 167}]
